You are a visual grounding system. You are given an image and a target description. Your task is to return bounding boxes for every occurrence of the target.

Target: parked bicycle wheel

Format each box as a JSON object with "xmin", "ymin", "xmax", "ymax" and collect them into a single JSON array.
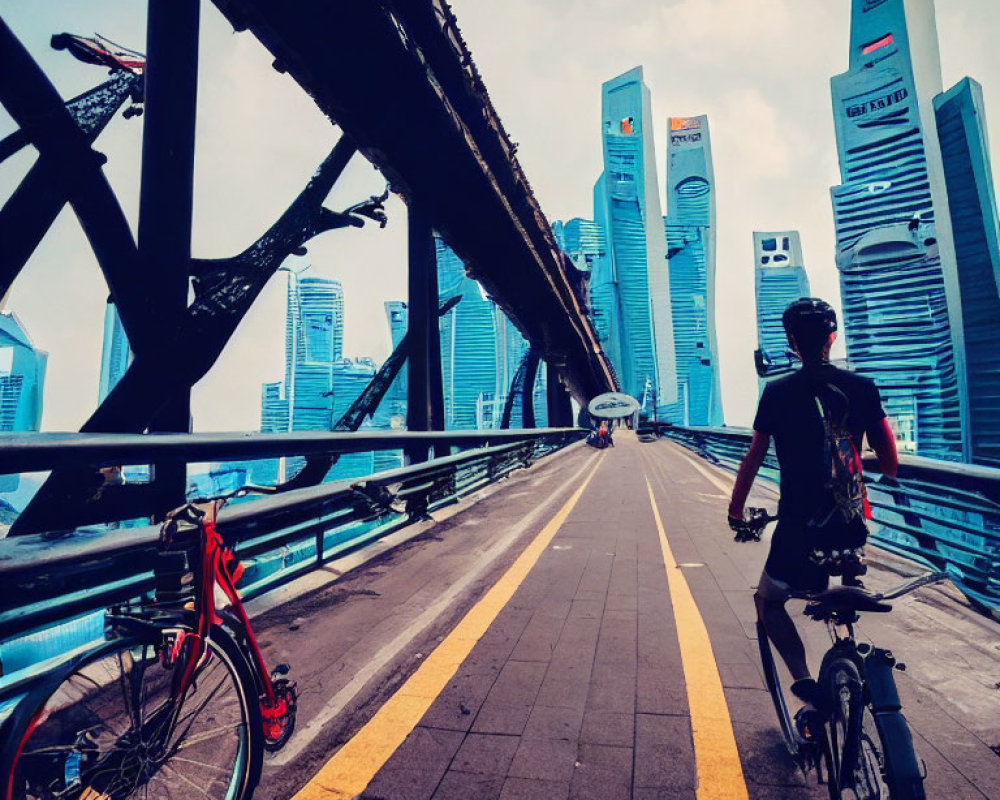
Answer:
[
  {"xmin": 5, "ymin": 626, "xmax": 262, "ymax": 800},
  {"xmin": 826, "ymin": 658, "xmax": 864, "ymax": 800}
]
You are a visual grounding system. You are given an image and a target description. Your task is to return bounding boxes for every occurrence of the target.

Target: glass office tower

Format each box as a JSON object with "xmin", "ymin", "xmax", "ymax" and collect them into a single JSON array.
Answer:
[
  {"xmin": 384, "ymin": 300, "xmax": 408, "ymax": 423},
  {"xmin": 661, "ymin": 115, "xmax": 724, "ymax": 427},
  {"xmin": 557, "ymin": 218, "xmax": 605, "ymax": 274},
  {"xmin": 328, "ymin": 358, "xmax": 377, "ymax": 480},
  {"xmin": 285, "ymin": 274, "xmax": 344, "ymax": 432},
  {"xmin": 830, "ymin": 0, "xmax": 965, "ymax": 460},
  {"xmin": 594, "ymin": 66, "xmax": 677, "ymax": 414},
  {"xmin": 754, "ymin": 231, "xmax": 810, "ymax": 380},
  {"xmin": 934, "ymin": 77, "xmax": 1000, "ymax": 466},
  {"xmin": 98, "ymin": 301, "xmax": 130, "ymax": 403},
  {"xmin": 0, "ymin": 312, "xmax": 46, "ymax": 432},
  {"xmin": 590, "ymin": 178, "xmax": 625, "ymax": 383},
  {"xmin": 437, "ymin": 239, "xmax": 498, "ymax": 430},
  {"xmin": 256, "ymin": 268, "xmax": 347, "ymax": 481}
]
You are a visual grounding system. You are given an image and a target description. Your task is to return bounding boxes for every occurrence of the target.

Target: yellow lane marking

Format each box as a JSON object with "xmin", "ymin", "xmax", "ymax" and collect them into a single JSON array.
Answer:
[
  {"xmin": 294, "ymin": 455, "xmax": 605, "ymax": 800},
  {"xmin": 645, "ymin": 477, "xmax": 749, "ymax": 800}
]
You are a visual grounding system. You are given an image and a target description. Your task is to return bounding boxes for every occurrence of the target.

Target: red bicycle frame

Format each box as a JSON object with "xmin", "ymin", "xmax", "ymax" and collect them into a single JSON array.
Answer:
[{"xmin": 170, "ymin": 504, "xmax": 279, "ymax": 711}]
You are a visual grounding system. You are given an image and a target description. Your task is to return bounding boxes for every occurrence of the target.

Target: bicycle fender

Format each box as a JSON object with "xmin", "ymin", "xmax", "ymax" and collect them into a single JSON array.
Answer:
[
  {"xmin": 863, "ymin": 647, "xmax": 902, "ymax": 712},
  {"xmin": 873, "ymin": 711, "xmax": 924, "ymax": 785}
]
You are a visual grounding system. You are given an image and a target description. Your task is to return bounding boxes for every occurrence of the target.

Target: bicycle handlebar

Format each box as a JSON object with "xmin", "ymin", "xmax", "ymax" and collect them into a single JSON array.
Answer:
[
  {"xmin": 730, "ymin": 506, "xmax": 778, "ymax": 542},
  {"xmin": 872, "ymin": 571, "xmax": 949, "ymax": 602}
]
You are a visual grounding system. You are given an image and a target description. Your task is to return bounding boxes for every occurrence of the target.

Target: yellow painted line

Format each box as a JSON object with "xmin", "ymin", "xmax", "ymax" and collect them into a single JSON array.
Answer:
[
  {"xmin": 294, "ymin": 455, "xmax": 605, "ymax": 800},
  {"xmin": 645, "ymin": 477, "xmax": 749, "ymax": 800}
]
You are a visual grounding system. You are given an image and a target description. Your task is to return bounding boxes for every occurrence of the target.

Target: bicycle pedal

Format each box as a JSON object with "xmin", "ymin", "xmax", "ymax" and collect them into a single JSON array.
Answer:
[{"xmin": 272, "ymin": 662, "xmax": 291, "ymax": 676}]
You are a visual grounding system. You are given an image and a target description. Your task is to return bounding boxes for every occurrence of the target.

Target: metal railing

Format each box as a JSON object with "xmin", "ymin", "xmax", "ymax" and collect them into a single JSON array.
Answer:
[
  {"xmin": 655, "ymin": 423, "xmax": 1000, "ymax": 620},
  {"xmin": 0, "ymin": 428, "xmax": 585, "ymax": 680}
]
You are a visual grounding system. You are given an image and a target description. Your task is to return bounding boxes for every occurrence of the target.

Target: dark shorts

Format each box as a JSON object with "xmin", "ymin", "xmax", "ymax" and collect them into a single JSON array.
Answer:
[{"xmin": 764, "ymin": 518, "xmax": 830, "ymax": 593}]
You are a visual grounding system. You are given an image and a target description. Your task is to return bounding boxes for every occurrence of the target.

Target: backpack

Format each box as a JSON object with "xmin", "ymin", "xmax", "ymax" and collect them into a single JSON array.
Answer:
[{"xmin": 806, "ymin": 382, "xmax": 870, "ymax": 577}]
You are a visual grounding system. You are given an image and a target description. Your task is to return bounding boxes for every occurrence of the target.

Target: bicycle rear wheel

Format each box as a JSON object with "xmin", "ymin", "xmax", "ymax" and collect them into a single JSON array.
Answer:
[{"xmin": 6, "ymin": 625, "xmax": 262, "ymax": 800}]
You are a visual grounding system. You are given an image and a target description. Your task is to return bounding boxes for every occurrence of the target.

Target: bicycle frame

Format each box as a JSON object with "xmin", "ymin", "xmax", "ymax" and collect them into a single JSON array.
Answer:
[{"xmin": 166, "ymin": 507, "xmax": 279, "ymax": 711}]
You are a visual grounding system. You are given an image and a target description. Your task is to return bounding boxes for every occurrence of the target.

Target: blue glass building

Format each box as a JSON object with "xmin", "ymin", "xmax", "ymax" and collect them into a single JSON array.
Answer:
[
  {"xmin": 661, "ymin": 115, "xmax": 724, "ymax": 426},
  {"xmin": 830, "ymin": 0, "xmax": 965, "ymax": 460},
  {"xmin": 589, "ymin": 178, "xmax": 625, "ymax": 384},
  {"xmin": 328, "ymin": 358, "xmax": 377, "ymax": 480},
  {"xmin": 934, "ymin": 77, "xmax": 1000, "ymax": 466},
  {"xmin": 436, "ymin": 239, "xmax": 548, "ymax": 429},
  {"xmin": 437, "ymin": 239, "xmax": 498, "ymax": 430},
  {"xmin": 256, "ymin": 268, "xmax": 348, "ymax": 482},
  {"xmin": 98, "ymin": 301, "xmax": 130, "ymax": 403},
  {"xmin": 754, "ymin": 231, "xmax": 810, "ymax": 381},
  {"xmin": 556, "ymin": 218, "xmax": 605, "ymax": 274},
  {"xmin": 594, "ymin": 67, "xmax": 677, "ymax": 414},
  {"xmin": 286, "ymin": 274, "xmax": 344, "ymax": 432},
  {"xmin": 0, "ymin": 312, "xmax": 46, "ymax": 432},
  {"xmin": 384, "ymin": 300, "xmax": 408, "ymax": 423}
]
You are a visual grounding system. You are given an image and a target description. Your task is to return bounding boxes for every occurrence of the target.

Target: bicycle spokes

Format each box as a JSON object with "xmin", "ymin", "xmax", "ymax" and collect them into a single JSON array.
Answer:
[{"xmin": 11, "ymin": 636, "xmax": 252, "ymax": 800}]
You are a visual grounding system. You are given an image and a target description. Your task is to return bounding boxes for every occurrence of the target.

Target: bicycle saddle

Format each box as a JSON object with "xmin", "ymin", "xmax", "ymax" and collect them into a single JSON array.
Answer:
[{"xmin": 804, "ymin": 585, "xmax": 892, "ymax": 621}]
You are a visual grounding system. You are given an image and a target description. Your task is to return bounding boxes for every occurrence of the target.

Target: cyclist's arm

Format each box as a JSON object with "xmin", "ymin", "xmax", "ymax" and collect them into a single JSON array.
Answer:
[
  {"xmin": 728, "ymin": 431, "xmax": 771, "ymax": 519},
  {"xmin": 866, "ymin": 417, "xmax": 898, "ymax": 479}
]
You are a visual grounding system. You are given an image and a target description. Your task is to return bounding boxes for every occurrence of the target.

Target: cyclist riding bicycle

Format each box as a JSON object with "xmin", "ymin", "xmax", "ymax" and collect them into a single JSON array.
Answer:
[{"xmin": 727, "ymin": 297, "xmax": 899, "ymax": 724}]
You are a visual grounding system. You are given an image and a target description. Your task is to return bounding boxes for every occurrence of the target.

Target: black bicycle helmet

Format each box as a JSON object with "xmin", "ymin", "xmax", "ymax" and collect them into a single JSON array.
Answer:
[{"xmin": 782, "ymin": 297, "xmax": 837, "ymax": 354}]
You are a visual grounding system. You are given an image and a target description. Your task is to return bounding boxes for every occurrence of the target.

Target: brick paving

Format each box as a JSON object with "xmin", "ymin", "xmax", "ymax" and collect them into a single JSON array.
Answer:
[
  {"xmin": 264, "ymin": 432, "xmax": 1000, "ymax": 799},
  {"xmin": 359, "ymin": 434, "xmax": 818, "ymax": 800}
]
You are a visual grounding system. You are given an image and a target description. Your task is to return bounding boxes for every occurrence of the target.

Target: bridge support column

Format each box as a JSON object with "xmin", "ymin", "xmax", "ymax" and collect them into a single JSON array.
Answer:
[
  {"xmin": 138, "ymin": 0, "xmax": 200, "ymax": 512},
  {"xmin": 546, "ymin": 364, "xmax": 573, "ymax": 428},
  {"xmin": 522, "ymin": 348, "xmax": 540, "ymax": 428},
  {"xmin": 406, "ymin": 203, "xmax": 444, "ymax": 463}
]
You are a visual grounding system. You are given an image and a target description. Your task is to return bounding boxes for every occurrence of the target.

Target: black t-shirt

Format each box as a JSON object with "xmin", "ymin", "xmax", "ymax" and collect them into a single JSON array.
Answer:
[{"xmin": 753, "ymin": 363, "xmax": 886, "ymax": 587}]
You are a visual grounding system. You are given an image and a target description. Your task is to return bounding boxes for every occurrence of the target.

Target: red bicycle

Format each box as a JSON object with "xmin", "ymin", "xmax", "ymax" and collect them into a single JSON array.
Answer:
[{"xmin": 2, "ymin": 491, "xmax": 297, "ymax": 800}]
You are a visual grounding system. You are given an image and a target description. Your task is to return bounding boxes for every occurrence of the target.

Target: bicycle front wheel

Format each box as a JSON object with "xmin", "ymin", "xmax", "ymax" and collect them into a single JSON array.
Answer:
[
  {"xmin": 826, "ymin": 658, "xmax": 863, "ymax": 800},
  {"xmin": 855, "ymin": 705, "xmax": 926, "ymax": 800},
  {"xmin": 6, "ymin": 625, "xmax": 262, "ymax": 800}
]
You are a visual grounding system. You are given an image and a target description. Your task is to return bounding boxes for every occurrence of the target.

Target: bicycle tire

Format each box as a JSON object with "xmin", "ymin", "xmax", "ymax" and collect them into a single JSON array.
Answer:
[
  {"xmin": 5, "ymin": 625, "xmax": 263, "ymax": 800},
  {"xmin": 825, "ymin": 658, "xmax": 864, "ymax": 799},
  {"xmin": 756, "ymin": 620, "xmax": 800, "ymax": 757},
  {"xmin": 867, "ymin": 707, "xmax": 926, "ymax": 800}
]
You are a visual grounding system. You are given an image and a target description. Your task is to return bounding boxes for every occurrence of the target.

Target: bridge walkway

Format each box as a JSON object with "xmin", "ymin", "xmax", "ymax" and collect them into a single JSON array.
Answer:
[{"xmin": 247, "ymin": 433, "xmax": 1000, "ymax": 799}]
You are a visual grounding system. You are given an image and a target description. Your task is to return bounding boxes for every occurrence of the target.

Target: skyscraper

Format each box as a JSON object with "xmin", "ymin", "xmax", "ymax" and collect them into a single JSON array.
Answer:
[
  {"xmin": 556, "ymin": 218, "xmax": 605, "ymax": 274},
  {"xmin": 754, "ymin": 231, "xmax": 810, "ymax": 379},
  {"xmin": 437, "ymin": 239, "xmax": 498, "ymax": 430},
  {"xmin": 830, "ymin": 0, "xmax": 965, "ymax": 459},
  {"xmin": 255, "ymin": 268, "xmax": 347, "ymax": 483},
  {"xmin": 662, "ymin": 115, "xmax": 724, "ymax": 427},
  {"xmin": 934, "ymin": 77, "xmax": 1000, "ymax": 466},
  {"xmin": 98, "ymin": 301, "xmax": 130, "ymax": 403},
  {"xmin": 0, "ymin": 312, "xmax": 46, "ymax": 432},
  {"xmin": 384, "ymin": 300, "xmax": 408, "ymax": 425},
  {"xmin": 588, "ymin": 176, "xmax": 625, "ymax": 382},
  {"xmin": 594, "ymin": 67, "xmax": 677, "ymax": 414},
  {"xmin": 328, "ymin": 358, "xmax": 377, "ymax": 480},
  {"xmin": 285, "ymin": 273, "xmax": 344, "ymax": 431}
]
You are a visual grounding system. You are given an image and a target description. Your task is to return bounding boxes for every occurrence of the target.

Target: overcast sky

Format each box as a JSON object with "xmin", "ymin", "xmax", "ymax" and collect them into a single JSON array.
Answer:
[{"xmin": 2, "ymin": 0, "xmax": 999, "ymax": 432}]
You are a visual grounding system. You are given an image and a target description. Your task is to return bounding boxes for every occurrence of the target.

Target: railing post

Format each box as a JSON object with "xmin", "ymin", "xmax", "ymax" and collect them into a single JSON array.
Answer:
[
  {"xmin": 406, "ymin": 202, "xmax": 444, "ymax": 463},
  {"xmin": 138, "ymin": 0, "xmax": 200, "ymax": 514}
]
